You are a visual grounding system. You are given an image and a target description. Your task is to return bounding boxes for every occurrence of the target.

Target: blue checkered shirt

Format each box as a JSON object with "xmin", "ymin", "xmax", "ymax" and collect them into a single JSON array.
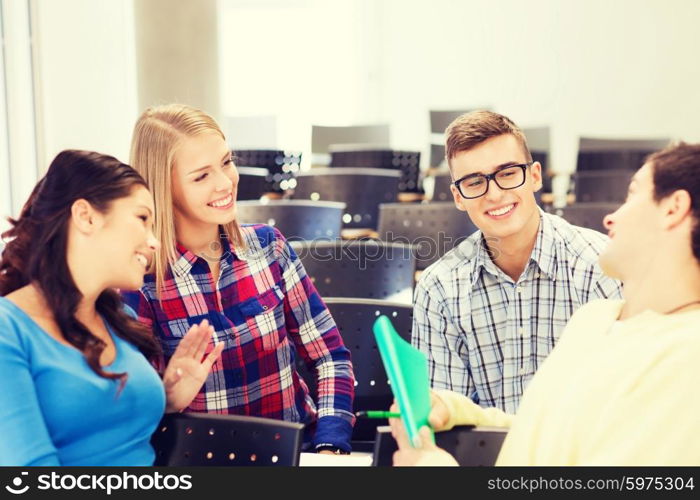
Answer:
[{"xmin": 412, "ymin": 210, "xmax": 623, "ymax": 413}]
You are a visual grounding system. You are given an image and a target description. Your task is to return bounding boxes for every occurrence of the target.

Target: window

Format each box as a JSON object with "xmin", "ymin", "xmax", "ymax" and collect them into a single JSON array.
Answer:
[{"xmin": 0, "ymin": 0, "xmax": 39, "ymax": 235}]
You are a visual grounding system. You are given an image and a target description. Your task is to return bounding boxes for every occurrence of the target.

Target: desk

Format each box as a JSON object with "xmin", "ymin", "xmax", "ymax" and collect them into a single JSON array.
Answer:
[{"xmin": 299, "ymin": 452, "xmax": 373, "ymax": 467}]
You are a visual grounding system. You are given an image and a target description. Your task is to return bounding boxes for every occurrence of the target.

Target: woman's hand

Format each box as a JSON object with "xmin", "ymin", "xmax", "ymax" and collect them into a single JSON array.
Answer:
[{"xmin": 163, "ymin": 319, "xmax": 224, "ymax": 413}]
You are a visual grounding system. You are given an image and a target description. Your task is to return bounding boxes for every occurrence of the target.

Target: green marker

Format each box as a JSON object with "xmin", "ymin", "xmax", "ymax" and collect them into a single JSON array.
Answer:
[{"xmin": 355, "ymin": 411, "xmax": 402, "ymax": 419}]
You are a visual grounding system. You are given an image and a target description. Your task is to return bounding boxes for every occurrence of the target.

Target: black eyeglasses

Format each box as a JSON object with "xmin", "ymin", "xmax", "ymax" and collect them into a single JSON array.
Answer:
[{"xmin": 453, "ymin": 162, "xmax": 532, "ymax": 199}]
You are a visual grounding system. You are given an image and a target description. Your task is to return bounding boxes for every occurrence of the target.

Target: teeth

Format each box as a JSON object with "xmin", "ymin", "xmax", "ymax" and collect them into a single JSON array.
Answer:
[
  {"xmin": 209, "ymin": 194, "xmax": 232, "ymax": 208},
  {"xmin": 135, "ymin": 254, "xmax": 148, "ymax": 268},
  {"xmin": 488, "ymin": 204, "xmax": 515, "ymax": 216}
]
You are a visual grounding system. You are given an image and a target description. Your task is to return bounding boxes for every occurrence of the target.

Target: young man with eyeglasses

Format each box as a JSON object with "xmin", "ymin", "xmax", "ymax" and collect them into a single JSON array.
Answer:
[{"xmin": 413, "ymin": 110, "xmax": 622, "ymax": 413}]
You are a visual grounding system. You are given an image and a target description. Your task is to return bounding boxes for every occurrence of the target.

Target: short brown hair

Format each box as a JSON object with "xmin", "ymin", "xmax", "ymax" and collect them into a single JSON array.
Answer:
[
  {"xmin": 444, "ymin": 110, "xmax": 532, "ymax": 170},
  {"xmin": 648, "ymin": 142, "xmax": 700, "ymax": 262}
]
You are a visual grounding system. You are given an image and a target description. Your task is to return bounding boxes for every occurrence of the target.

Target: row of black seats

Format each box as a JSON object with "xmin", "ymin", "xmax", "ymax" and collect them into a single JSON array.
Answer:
[
  {"xmin": 237, "ymin": 137, "xmax": 668, "ymax": 209},
  {"xmin": 152, "ymin": 413, "xmax": 505, "ymax": 466},
  {"xmin": 237, "ymin": 200, "xmax": 620, "ymax": 303},
  {"xmin": 151, "ymin": 296, "xmax": 506, "ymax": 464}
]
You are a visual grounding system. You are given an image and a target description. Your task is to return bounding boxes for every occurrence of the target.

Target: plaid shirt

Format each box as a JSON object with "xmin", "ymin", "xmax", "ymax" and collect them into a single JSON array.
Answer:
[
  {"xmin": 121, "ymin": 224, "xmax": 355, "ymax": 451},
  {"xmin": 412, "ymin": 209, "xmax": 623, "ymax": 414}
]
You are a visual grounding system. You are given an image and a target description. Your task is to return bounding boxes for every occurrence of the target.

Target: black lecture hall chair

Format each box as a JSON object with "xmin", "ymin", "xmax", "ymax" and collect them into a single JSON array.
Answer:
[
  {"xmin": 571, "ymin": 137, "xmax": 670, "ymax": 203},
  {"xmin": 294, "ymin": 298, "xmax": 413, "ymax": 449},
  {"xmin": 428, "ymin": 108, "xmax": 488, "ymax": 168},
  {"xmin": 291, "ymin": 240, "xmax": 416, "ymax": 303},
  {"xmin": 377, "ymin": 201, "xmax": 478, "ymax": 271},
  {"xmin": 233, "ymin": 149, "xmax": 301, "ymax": 194},
  {"xmin": 523, "ymin": 126, "xmax": 551, "ymax": 194},
  {"xmin": 430, "ymin": 173, "xmax": 453, "ymax": 202},
  {"xmin": 329, "ymin": 145, "xmax": 423, "ymax": 196},
  {"xmin": 572, "ymin": 169, "xmax": 635, "ymax": 203},
  {"xmin": 151, "ymin": 413, "xmax": 304, "ymax": 466},
  {"xmin": 310, "ymin": 124, "xmax": 390, "ymax": 166},
  {"xmin": 554, "ymin": 202, "xmax": 620, "ymax": 234},
  {"xmin": 235, "ymin": 200, "xmax": 346, "ymax": 241},
  {"xmin": 292, "ymin": 167, "xmax": 400, "ymax": 230},
  {"xmin": 237, "ymin": 166, "xmax": 270, "ymax": 201},
  {"xmin": 372, "ymin": 425, "xmax": 507, "ymax": 466},
  {"xmin": 575, "ymin": 137, "xmax": 670, "ymax": 172}
]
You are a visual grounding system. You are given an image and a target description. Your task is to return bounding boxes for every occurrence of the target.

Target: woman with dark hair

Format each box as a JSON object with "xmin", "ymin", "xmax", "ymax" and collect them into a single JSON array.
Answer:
[
  {"xmin": 0, "ymin": 150, "xmax": 223, "ymax": 466},
  {"xmin": 392, "ymin": 142, "xmax": 700, "ymax": 466}
]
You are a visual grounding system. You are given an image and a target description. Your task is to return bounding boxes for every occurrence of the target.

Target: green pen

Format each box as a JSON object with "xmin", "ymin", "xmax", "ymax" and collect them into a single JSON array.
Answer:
[{"xmin": 355, "ymin": 410, "xmax": 402, "ymax": 419}]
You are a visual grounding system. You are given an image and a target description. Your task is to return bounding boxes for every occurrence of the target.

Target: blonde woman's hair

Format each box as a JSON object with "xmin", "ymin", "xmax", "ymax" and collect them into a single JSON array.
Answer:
[{"xmin": 130, "ymin": 103, "xmax": 246, "ymax": 299}]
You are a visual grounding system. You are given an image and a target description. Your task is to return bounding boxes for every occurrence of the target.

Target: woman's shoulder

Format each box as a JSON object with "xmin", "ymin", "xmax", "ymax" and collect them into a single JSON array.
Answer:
[
  {"xmin": 240, "ymin": 223, "xmax": 285, "ymax": 249},
  {"xmin": 0, "ymin": 295, "xmax": 39, "ymax": 348},
  {"xmin": 238, "ymin": 224, "xmax": 292, "ymax": 263}
]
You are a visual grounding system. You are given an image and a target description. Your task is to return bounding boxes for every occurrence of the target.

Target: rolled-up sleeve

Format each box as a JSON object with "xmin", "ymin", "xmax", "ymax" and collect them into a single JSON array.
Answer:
[{"xmin": 272, "ymin": 228, "xmax": 355, "ymax": 451}]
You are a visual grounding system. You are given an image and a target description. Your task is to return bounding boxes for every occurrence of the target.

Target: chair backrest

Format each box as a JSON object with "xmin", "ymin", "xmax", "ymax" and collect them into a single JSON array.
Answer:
[
  {"xmin": 372, "ymin": 425, "xmax": 507, "ymax": 466},
  {"xmin": 311, "ymin": 125, "xmax": 391, "ymax": 167},
  {"xmin": 329, "ymin": 147, "xmax": 422, "ymax": 194},
  {"xmin": 292, "ymin": 168, "xmax": 400, "ymax": 229},
  {"xmin": 573, "ymin": 169, "xmax": 635, "ymax": 203},
  {"xmin": 291, "ymin": 240, "xmax": 415, "ymax": 302},
  {"xmin": 234, "ymin": 149, "xmax": 301, "ymax": 193},
  {"xmin": 295, "ymin": 298, "xmax": 413, "ymax": 444},
  {"xmin": 429, "ymin": 109, "xmax": 489, "ymax": 169},
  {"xmin": 523, "ymin": 126, "xmax": 551, "ymax": 192},
  {"xmin": 430, "ymin": 109, "xmax": 486, "ymax": 134},
  {"xmin": 576, "ymin": 137, "xmax": 670, "ymax": 172},
  {"xmin": 554, "ymin": 202, "xmax": 620, "ymax": 234},
  {"xmin": 377, "ymin": 202, "xmax": 478, "ymax": 271},
  {"xmin": 429, "ymin": 143, "xmax": 447, "ymax": 169},
  {"xmin": 237, "ymin": 166, "xmax": 271, "ymax": 201},
  {"xmin": 151, "ymin": 412, "xmax": 304, "ymax": 466},
  {"xmin": 430, "ymin": 173, "xmax": 453, "ymax": 202},
  {"xmin": 236, "ymin": 200, "xmax": 346, "ymax": 240}
]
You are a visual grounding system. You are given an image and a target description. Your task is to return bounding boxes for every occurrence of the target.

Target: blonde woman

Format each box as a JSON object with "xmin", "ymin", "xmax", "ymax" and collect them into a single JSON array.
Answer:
[{"xmin": 121, "ymin": 104, "xmax": 355, "ymax": 454}]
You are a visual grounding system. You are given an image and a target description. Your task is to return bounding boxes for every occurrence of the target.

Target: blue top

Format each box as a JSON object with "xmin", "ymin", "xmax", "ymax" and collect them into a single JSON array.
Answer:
[{"xmin": 0, "ymin": 297, "xmax": 166, "ymax": 466}]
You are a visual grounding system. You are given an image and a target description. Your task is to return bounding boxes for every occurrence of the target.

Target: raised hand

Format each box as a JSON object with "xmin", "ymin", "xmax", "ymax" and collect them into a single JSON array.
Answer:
[{"xmin": 162, "ymin": 319, "xmax": 224, "ymax": 413}]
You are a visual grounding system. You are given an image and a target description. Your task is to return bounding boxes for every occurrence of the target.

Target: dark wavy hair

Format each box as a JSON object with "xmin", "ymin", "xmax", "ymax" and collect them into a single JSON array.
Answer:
[
  {"xmin": 648, "ymin": 142, "xmax": 700, "ymax": 263},
  {"xmin": 0, "ymin": 150, "xmax": 160, "ymax": 385}
]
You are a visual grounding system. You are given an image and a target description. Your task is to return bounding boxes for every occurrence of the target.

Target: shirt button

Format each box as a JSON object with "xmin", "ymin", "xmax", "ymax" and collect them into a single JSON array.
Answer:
[
  {"xmin": 519, "ymin": 367, "xmax": 527, "ymax": 376},
  {"xmin": 535, "ymin": 273, "xmax": 540, "ymax": 279},
  {"xmin": 516, "ymin": 286, "xmax": 523, "ymax": 294},
  {"xmin": 519, "ymin": 327, "xmax": 525, "ymax": 336}
]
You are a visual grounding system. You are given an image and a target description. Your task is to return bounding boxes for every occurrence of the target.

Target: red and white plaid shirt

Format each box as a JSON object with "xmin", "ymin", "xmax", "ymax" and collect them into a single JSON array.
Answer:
[{"xmin": 121, "ymin": 224, "xmax": 355, "ymax": 450}]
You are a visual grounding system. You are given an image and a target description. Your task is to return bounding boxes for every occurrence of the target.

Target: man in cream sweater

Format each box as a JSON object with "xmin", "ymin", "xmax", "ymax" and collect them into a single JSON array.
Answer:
[{"xmin": 392, "ymin": 142, "xmax": 700, "ymax": 466}]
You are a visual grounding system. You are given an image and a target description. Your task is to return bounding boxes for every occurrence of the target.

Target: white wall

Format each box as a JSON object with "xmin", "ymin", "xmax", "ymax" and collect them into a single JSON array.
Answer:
[
  {"xmin": 18, "ymin": 0, "xmax": 700, "ymax": 190},
  {"xmin": 376, "ymin": 0, "xmax": 700, "ymax": 175},
  {"xmin": 218, "ymin": 0, "xmax": 380, "ymax": 152},
  {"xmin": 33, "ymin": 0, "xmax": 137, "ymax": 168}
]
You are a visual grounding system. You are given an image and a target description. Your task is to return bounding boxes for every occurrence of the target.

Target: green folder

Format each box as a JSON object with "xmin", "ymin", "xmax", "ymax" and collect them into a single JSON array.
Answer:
[{"xmin": 373, "ymin": 315, "xmax": 434, "ymax": 447}]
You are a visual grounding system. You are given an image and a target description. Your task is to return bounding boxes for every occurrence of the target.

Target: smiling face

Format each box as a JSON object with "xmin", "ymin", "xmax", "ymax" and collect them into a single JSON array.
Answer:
[
  {"xmin": 449, "ymin": 133, "xmax": 542, "ymax": 242},
  {"xmin": 599, "ymin": 164, "xmax": 662, "ymax": 281},
  {"xmin": 170, "ymin": 132, "xmax": 239, "ymax": 233},
  {"xmin": 92, "ymin": 185, "xmax": 160, "ymax": 290}
]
